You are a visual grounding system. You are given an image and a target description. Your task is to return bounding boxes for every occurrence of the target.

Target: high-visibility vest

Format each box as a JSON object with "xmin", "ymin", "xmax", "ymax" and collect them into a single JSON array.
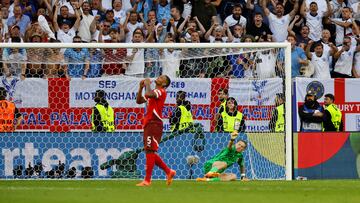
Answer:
[
  {"xmin": 324, "ymin": 104, "xmax": 342, "ymax": 131},
  {"xmin": 91, "ymin": 104, "xmax": 115, "ymax": 132},
  {"xmin": 0, "ymin": 100, "xmax": 16, "ymax": 132},
  {"xmin": 275, "ymin": 104, "xmax": 285, "ymax": 132},
  {"xmin": 170, "ymin": 105, "xmax": 194, "ymax": 131},
  {"xmin": 221, "ymin": 111, "xmax": 243, "ymax": 133}
]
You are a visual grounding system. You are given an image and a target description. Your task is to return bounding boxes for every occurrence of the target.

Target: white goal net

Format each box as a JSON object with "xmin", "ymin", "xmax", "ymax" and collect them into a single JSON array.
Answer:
[{"xmin": 0, "ymin": 42, "xmax": 292, "ymax": 180}]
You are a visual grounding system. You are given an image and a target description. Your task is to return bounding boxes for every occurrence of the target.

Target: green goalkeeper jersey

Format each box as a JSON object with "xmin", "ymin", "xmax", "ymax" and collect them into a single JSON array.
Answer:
[{"xmin": 204, "ymin": 146, "xmax": 244, "ymax": 173}]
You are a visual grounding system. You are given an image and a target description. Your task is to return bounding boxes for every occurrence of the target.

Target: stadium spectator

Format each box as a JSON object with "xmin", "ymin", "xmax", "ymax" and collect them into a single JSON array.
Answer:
[
  {"xmin": 216, "ymin": 97, "xmax": 246, "ymax": 133},
  {"xmin": 178, "ymin": 16, "xmax": 206, "ymax": 42},
  {"xmin": 328, "ymin": 6, "xmax": 352, "ymax": 46},
  {"xmin": 192, "ymin": 0, "xmax": 217, "ymax": 31},
  {"xmin": 286, "ymin": 34, "xmax": 308, "ymax": 78},
  {"xmin": 87, "ymin": 40, "xmax": 104, "ymax": 78},
  {"xmin": 231, "ymin": 24, "xmax": 244, "ymax": 43},
  {"xmin": 0, "ymin": 87, "xmax": 23, "ymax": 132},
  {"xmin": 351, "ymin": 2, "xmax": 360, "ymax": 21},
  {"xmin": 204, "ymin": 22, "xmax": 233, "ymax": 43},
  {"xmin": 90, "ymin": 0, "xmax": 106, "ymax": 22},
  {"xmin": 246, "ymin": 12, "xmax": 272, "ymax": 42},
  {"xmin": 332, "ymin": 36, "xmax": 360, "ymax": 78},
  {"xmin": 306, "ymin": 40, "xmax": 337, "ymax": 79},
  {"xmin": 26, "ymin": 34, "xmax": 45, "ymax": 78},
  {"xmin": 78, "ymin": 1, "xmax": 95, "ymax": 42},
  {"xmin": 124, "ymin": 11, "xmax": 145, "ymax": 43},
  {"xmin": 261, "ymin": 0, "xmax": 299, "ymax": 42},
  {"xmin": 166, "ymin": 6, "xmax": 184, "ymax": 35},
  {"xmin": 156, "ymin": 0, "xmax": 171, "ymax": 25},
  {"xmin": 223, "ymin": 4, "xmax": 246, "ymax": 32},
  {"xmin": 323, "ymin": 93, "xmax": 343, "ymax": 132},
  {"xmin": 169, "ymin": 91, "xmax": 194, "ymax": 132},
  {"xmin": 45, "ymin": 40, "xmax": 65, "ymax": 78},
  {"xmin": 57, "ymin": 3, "xmax": 76, "ymax": 28},
  {"xmin": 300, "ymin": 1, "xmax": 331, "ymax": 42},
  {"xmin": 254, "ymin": 49, "xmax": 278, "ymax": 79},
  {"xmin": 319, "ymin": 29, "xmax": 334, "ymax": 71},
  {"xmin": 144, "ymin": 23, "xmax": 161, "ymax": 78},
  {"xmin": 7, "ymin": 5, "xmax": 31, "ymax": 37},
  {"xmin": 53, "ymin": 3, "xmax": 81, "ymax": 43},
  {"xmin": 63, "ymin": 36, "xmax": 90, "ymax": 79},
  {"xmin": 298, "ymin": 90, "xmax": 324, "ymax": 132},
  {"xmin": 126, "ymin": 28, "xmax": 145, "ymax": 77},
  {"xmin": 2, "ymin": 36, "xmax": 27, "ymax": 80},
  {"xmin": 160, "ymin": 33, "xmax": 182, "ymax": 78},
  {"xmin": 329, "ymin": 0, "xmax": 346, "ymax": 18},
  {"xmin": 112, "ymin": 0, "xmax": 127, "ymax": 25}
]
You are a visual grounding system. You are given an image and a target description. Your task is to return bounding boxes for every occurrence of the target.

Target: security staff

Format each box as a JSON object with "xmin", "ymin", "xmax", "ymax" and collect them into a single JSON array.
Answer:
[
  {"xmin": 214, "ymin": 88, "xmax": 229, "ymax": 131},
  {"xmin": 91, "ymin": 90, "xmax": 115, "ymax": 132},
  {"xmin": 0, "ymin": 87, "xmax": 22, "ymax": 132},
  {"xmin": 323, "ymin": 93, "xmax": 343, "ymax": 132},
  {"xmin": 269, "ymin": 93, "xmax": 285, "ymax": 132},
  {"xmin": 216, "ymin": 97, "xmax": 246, "ymax": 133},
  {"xmin": 169, "ymin": 91, "xmax": 193, "ymax": 132},
  {"xmin": 298, "ymin": 90, "xmax": 324, "ymax": 132}
]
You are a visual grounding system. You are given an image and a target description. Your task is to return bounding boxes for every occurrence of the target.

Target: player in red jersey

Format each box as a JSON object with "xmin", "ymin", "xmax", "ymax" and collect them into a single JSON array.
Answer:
[{"xmin": 135, "ymin": 75, "xmax": 176, "ymax": 187}]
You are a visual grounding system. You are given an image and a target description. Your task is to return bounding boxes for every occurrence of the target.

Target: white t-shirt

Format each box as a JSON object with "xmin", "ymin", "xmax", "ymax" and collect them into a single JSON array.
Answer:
[
  {"xmin": 353, "ymin": 51, "xmax": 360, "ymax": 76},
  {"xmin": 321, "ymin": 42, "xmax": 333, "ymax": 69},
  {"xmin": 102, "ymin": 0, "xmax": 113, "ymax": 11},
  {"xmin": 224, "ymin": 15, "xmax": 247, "ymax": 28},
  {"xmin": 255, "ymin": 51, "xmax": 277, "ymax": 79},
  {"xmin": 330, "ymin": 1, "xmax": 346, "ymax": 18},
  {"xmin": 126, "ymin": 22, "xmax": 144, "ymax": 42},
  {"xmin": 333, "ymin": 18, "xmax": 353, "ymax": 46},
  {"xmin": 311, "ymin": 52, "xmax": 331, "ymax": 79},
  {"xmin": 351, "ymin": 3, "xmax": 360, "ymax": 21},
  {"xmin": 306, "ymin": 0, "xmax": 327, "ymax": 15},
  {"xmin": 182, "ymin": 2, "xmax": 192, "ymax": 19},
  {"xmin": 306, "ymin": 12, "xmax": 324, "ymax": 41},
  {"xmin": 161, "ymin": 49, "xmax": 182, "ymax": 78},
  {"xmin": 268, "ymin": 13, "xmax": 291, "ymax": 42},
  {"xmin": 126, "ymin": 48, "xmax": 145, "ymax": 75},
  {"xmin": 334, "ymin": 46, "xmax": 356, "ymax": 76},
  {"xmin": 57, "ymin": 27, "xmax": 77, "ymax": 43},
  {"xmin": 122, "ymin": 0, "xmax": 133, "ymax": 12},
  {"xmin": 114, "ymin": 9, "xmax": 127, "ymax": 25},
  {"xmin": 78, "ymin": 13, "xmax": 95, "ymax": 42},
  {"xmin": 209, "ymin": 36, "xmax": 228, "ymax": 43}
]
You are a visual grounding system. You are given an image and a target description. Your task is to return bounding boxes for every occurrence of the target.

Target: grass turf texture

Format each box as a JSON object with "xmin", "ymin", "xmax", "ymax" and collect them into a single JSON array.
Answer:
[{"xmin": 1, "ymin": 180, "xmax": 360, "ymax": 203}]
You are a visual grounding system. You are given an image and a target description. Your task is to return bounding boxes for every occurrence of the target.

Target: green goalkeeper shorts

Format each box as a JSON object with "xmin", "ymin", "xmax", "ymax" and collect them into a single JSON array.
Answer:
[{"xmin": 203, "ymin": 160, "xmax": 228, "ymax": 174}]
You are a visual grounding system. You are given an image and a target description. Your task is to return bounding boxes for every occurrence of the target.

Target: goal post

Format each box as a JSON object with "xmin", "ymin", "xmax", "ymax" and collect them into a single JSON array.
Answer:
[{"xmin": 0, "ymin": 42, "xmax": 292, "ymax": 180}]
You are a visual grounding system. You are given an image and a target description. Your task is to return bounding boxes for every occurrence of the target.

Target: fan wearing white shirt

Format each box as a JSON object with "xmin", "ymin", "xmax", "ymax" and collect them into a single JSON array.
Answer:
[
  {"xmin": 204, "ymin": 22, "xmax": 234, "ymax": 43},
  {"xmin": 224, "ymin": 4, "xmax": 247, "ymax": 33},
  {"xmin": 126, "ymin": 28, "xmax": 145, "ymax": 77},
  {"xmin": 160, "ymin": 35, "xmax": 182, "ymax": 78},
  {"xmin": 124, "ymin": 11, "xmax": 145, "ymax": 43},
  {"xmin": 333, "ymin": 36, "xmax": 360, "ymax": 78},
  {"xmin": 53, "ymin": 2, "xmax": 81, "ymax": 43},
  {"xmin": 328, "ymin": 7, "xmax": 353, "ymax": 46},
  {"xmin": 300, "ymin": 0, "xmax": 331, "ymax": 42},
  {"xmin": 306, "ymin": 40, "xmax": 337, "ymax": 79},
  {"xmin": 262, "ymin": 0, "xmax": 299, "ymax": 42}
]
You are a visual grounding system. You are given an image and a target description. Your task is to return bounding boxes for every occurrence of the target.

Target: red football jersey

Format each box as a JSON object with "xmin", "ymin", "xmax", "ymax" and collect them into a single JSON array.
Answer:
[{"xmin": 144, "ymin": 88, "xmax": 167, "ymax": 126}]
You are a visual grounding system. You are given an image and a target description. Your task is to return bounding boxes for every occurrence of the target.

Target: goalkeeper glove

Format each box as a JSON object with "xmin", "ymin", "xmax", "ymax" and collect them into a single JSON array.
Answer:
[{"xmin": 230, "ymin": 131, "xmax": 238, "ymax": 141}]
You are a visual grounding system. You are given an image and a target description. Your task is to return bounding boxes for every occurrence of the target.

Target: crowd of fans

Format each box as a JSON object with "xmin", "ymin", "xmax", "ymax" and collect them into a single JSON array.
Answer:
[{"xmin": 0, "ymin": 0, "xmax": 359, "ymax": 79}]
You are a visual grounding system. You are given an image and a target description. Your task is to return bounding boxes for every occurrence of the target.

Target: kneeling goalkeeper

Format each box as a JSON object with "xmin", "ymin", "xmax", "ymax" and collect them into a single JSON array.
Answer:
[{"xmin": 197, "ymin": 131, "xmax": 248, "ymax": 182}]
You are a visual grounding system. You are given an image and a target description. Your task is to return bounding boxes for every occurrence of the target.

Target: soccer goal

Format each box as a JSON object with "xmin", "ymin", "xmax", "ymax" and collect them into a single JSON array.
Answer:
[{"xmin": 0, "ymin": 42, "xmax": 292, "ymax": 180}]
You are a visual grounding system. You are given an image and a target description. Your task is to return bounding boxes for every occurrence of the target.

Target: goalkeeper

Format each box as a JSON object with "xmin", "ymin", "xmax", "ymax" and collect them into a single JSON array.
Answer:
[{"xmin": 196, "ymin": 131, "xmax": 248, "ymax": 182}]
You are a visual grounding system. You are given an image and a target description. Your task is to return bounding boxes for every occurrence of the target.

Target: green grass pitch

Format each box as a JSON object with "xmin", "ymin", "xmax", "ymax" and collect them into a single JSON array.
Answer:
[{"xmin": 1, "ymin": 180, "xmax": 360, "ymax": 203}]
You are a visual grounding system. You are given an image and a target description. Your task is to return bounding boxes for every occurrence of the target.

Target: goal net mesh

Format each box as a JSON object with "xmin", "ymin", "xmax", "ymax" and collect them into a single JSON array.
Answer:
[{"xmin": 0, "ymin": 44, "xmax": 288, "ymax": 180}]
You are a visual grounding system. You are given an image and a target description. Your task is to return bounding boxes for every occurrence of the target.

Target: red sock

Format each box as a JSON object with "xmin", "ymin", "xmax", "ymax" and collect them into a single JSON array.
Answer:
[
  {"xmin": 154, "ymin": 153, "xmax": 171, "ymax": 174},
  {"xmin": 145, "ymin": 153, "xmax": 155, "ymax": 182}
]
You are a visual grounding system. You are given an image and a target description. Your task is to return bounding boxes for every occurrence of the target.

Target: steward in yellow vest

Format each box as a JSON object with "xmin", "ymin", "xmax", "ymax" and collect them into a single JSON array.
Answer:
[
  {"xmin": 323, "ymin": 94, "xmax": 343, "ymax": 132},
  {"xmin": 214, "ymin": 88, "xmax": 229, "ymax": 131},
  {"xmin": 216, "ymin": 97, "xmax": 245, "ymax": 133},
  {"xmin": 91, "ymin": 90, "xmax": 115, "ymax": 132},
  {"xmin": 269, "ymin": 93, "xmax": 285, "ymax": 132},
  {"xmin": 170, "ymin": 91, "xmax": 194, "ymax": 132}
]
